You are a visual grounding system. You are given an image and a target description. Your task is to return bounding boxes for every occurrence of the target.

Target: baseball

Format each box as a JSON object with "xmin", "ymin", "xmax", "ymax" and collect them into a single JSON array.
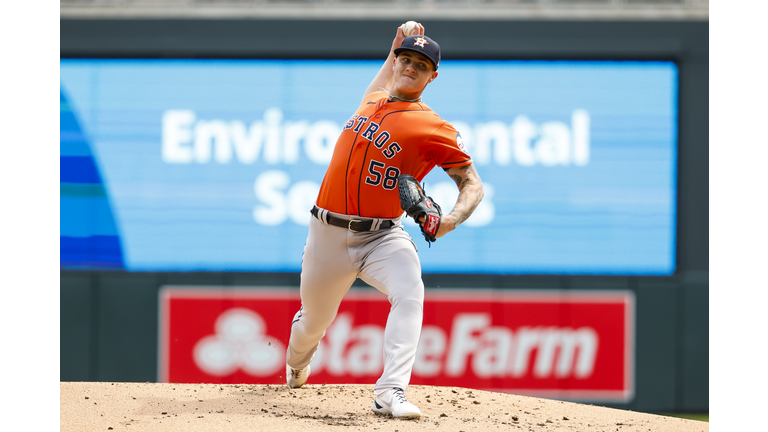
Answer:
[{"xmin": 403, "ymin": 21, "xmax": 419, "ymax": 37}]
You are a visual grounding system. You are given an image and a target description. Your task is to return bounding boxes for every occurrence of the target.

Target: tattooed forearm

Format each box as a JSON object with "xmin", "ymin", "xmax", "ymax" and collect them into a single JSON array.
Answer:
[
  {"xmin": 443, "ymin": 163, "xmax": 484, "ymax": 231},
  {"xmin": 449, "ymin": 191, "xmax": 473, "ymax": 226}
]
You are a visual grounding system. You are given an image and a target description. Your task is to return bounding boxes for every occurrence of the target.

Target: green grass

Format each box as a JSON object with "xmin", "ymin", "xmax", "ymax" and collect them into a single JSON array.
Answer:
[{"xmin": 663, "ymin": 413, "xmax": 709, "ymax": 422}]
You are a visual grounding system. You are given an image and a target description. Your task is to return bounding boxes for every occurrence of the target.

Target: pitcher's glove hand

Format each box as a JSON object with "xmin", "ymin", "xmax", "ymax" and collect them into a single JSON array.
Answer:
[{"xmin": 398, "ymin": 174, "xmax": 442, "ymax": 244}]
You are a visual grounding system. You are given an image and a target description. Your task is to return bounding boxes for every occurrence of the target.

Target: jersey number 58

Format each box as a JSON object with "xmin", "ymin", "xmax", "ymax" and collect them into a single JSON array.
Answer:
[{"xmin": 365, "ymin": 160, "xmax": 400, "ymax": 190}]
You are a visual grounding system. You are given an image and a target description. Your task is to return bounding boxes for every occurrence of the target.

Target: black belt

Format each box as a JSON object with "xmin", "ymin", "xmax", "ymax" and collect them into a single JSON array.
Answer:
[{"xmin": 311, "ymin": 206, "xmax": 395, "ymax": 232}]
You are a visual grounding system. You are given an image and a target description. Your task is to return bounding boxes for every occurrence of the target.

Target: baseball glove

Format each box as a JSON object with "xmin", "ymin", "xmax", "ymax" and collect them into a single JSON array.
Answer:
[{"xmin": 398, "ymin": 174, "xmax": 442, "ymax": 244}]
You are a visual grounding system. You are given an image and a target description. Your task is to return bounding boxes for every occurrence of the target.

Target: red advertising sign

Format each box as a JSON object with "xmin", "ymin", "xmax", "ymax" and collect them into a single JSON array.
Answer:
[{"xmin": 159, "ymin": 287, "xmax": 634, "ymax": 402}]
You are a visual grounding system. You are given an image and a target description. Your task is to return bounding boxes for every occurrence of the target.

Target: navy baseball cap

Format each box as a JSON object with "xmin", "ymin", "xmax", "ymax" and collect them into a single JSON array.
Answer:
[{"xmin": 394, "ymin": 35, "xmax": 440, "ymax": 71}]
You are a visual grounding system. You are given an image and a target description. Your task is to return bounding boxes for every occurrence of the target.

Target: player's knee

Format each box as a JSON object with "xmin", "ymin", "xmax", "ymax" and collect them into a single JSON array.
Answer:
[
  {"xmin": 293, "ymin": 309, "xmax": 338, "ymax": 335},
  {"xmin": 388, "ymin": 288, "xmax": 424, "ymax": 313}
]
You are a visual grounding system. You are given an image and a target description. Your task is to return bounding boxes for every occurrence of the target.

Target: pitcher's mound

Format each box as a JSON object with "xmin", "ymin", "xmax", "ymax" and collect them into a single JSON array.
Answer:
[{"xmin": 60, "ymin": 382, "xmax": 707, "ymax": 431}]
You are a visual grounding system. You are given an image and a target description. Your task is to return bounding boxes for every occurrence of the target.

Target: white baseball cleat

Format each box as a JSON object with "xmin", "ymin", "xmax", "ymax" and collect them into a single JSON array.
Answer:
[
  {"xmin": 286, "ymin": 364, "xmax": 310, "ymax": 388},
  {"xmin": 371, "ymin": 387, "xmax": 422, "ymax": 419}
]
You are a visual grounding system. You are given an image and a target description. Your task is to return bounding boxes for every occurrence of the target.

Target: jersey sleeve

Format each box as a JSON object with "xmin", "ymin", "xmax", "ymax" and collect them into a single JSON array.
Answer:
[{"xmin": 426, "ymin": 122, "xmax": 473, "ymax": 169}]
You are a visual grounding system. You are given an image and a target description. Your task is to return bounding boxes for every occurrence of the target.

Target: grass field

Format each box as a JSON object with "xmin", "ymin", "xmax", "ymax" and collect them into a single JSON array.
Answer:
[{"xmin": 664, "ymin": 413, "xmax": 709, "ymax": 422}]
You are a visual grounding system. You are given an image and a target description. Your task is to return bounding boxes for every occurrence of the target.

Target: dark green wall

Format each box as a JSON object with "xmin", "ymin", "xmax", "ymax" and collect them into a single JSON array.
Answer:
[{"xmin": 60, "ymin": 18, "xmax": 708, "ymax": 414}]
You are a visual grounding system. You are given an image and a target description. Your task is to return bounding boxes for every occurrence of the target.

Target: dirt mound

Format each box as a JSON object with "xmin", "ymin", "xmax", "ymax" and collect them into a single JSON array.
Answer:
[{"xmin": 60, "ymin": 382, "xmax": 707, "ymax": 431}]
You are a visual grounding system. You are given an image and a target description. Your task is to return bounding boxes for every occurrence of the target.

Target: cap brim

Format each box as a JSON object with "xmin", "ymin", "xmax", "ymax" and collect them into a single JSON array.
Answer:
[{"xmin": 394, "ymin": 47, "xmax": 438, "ymax": 70}]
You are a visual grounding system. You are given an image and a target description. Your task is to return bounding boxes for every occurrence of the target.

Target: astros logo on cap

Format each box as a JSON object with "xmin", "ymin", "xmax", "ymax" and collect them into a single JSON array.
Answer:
[{"xmin": 413, "ymin": 37, "xmax": 429, "ymax": 49}]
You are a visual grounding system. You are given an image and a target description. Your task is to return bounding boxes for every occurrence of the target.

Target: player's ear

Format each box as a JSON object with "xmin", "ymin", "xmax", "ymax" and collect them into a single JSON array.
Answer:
[{"xmin": 428, "ymin": 71, "xmax": 438, "ymax": 83}]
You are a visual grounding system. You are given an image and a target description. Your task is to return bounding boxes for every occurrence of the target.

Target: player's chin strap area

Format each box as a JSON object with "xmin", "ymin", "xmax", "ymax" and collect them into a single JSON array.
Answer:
[
  {"xmin": 311, "ymin": 206, "xmax": 396, "ymax": 233},
  {"xmin": 378, "ymin": 87, "xmax": 422, "ymax": 103}
]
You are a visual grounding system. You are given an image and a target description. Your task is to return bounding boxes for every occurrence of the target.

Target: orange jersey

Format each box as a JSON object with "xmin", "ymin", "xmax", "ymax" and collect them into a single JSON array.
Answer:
[{"xmin": 316, "ymin": 91, "xmax": 472, "ymax": 218}]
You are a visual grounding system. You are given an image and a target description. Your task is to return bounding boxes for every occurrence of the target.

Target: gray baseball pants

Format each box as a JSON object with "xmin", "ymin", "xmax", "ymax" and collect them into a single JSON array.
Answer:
[{"xmin": 286, "ymin": 207, "xmax": 424, "ymax": 393}]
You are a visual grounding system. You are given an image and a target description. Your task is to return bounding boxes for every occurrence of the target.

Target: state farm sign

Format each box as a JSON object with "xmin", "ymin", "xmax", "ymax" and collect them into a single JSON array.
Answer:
[{"xmin": 159, "ymin": 288, "xmax": 634, "ymax": 402}]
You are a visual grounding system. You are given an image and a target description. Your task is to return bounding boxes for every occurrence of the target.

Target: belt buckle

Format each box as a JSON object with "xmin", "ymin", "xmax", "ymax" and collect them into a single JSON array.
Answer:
[{"xmin": 348, "ymin": 219, "xmax": 362, "ymax": 231}]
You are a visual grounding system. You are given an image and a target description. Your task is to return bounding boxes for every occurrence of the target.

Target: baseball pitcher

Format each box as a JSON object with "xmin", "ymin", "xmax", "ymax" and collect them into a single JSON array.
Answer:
[{"xmin": 285, "ymin": 22, "xmax": 484, "ymax": 419}]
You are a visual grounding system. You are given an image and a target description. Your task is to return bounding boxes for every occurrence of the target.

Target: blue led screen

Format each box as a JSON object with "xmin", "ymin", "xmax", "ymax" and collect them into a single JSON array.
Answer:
[{"xmin": 60, "ymin": 59, "xmax": 677, "ymax": 274}]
